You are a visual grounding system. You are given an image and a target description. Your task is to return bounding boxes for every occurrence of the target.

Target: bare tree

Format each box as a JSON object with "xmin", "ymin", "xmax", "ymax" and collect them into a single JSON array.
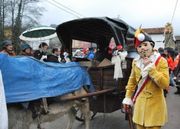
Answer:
[
  {"xmin": 12, "ymin": 0, "xmax": 23, "ymax": 51},
  {"xmin": 0, "ymin": 0, "xmax": 2, "ymax": 40},
  {"xmin": 10, "ymin": 0, "xmax": 16, "ymax": 33},
  {"xmin": 0, "ymin": 0, "xmax": 5, "ymax": 41},
  {"xmin": 6, "ymin": 0, "xmax": 44, "ymax": 53}
]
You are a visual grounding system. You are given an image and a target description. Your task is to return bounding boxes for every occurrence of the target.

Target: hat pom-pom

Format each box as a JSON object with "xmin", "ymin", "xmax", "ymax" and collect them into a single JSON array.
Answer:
[{"xmin": 137, "ymin": 33, "xmax": 145, "ymax": 41}]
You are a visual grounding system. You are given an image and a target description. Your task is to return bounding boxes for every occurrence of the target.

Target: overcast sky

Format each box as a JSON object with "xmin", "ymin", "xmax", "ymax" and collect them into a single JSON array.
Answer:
[{"xmin": 39, "ymin": 0, "xmax": 180, "ymax": 35}]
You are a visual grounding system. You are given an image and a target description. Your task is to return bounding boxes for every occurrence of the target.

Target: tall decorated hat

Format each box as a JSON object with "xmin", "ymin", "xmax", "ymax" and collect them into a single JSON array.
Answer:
[{"xmin": 134, "ymin": 27, "xmax": 155, "ymax": 48}]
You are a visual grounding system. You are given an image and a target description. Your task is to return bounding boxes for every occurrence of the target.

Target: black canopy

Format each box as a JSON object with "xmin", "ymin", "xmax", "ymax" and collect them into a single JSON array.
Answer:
[{"xmin": 56, "ymin": 17, "xmax": 135, "ymax": 52}]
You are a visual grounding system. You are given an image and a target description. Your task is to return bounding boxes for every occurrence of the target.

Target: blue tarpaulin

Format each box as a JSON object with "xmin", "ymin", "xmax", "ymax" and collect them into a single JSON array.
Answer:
[{"xmin": 0, "ymin": 54, "xmax": 93, "ymax": 103}]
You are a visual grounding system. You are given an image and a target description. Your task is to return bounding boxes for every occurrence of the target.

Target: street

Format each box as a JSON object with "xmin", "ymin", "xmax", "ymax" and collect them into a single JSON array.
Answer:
[
  {"xmin": 163, "ymin": 87, "xmax": 180, "ymax": 129},
  {"xmin": 30, "ymin": 87, "xmax": 180, "ymax": 129}
]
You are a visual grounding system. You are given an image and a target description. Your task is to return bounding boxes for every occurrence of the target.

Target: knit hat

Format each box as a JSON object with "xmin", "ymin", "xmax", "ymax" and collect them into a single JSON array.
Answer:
[
  {"xmin": 2, "ymin": 40, "xmax": 12, "ymax": 47},
  {"xmin": 20, "ymin": 43, "xmax": 31, "ymax": 51}
]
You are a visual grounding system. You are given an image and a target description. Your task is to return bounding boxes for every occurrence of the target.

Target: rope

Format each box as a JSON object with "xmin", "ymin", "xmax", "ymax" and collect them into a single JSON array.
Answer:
[{"xmin": 171, "ymin": 0, "xmax": 179, "ymax": 23}]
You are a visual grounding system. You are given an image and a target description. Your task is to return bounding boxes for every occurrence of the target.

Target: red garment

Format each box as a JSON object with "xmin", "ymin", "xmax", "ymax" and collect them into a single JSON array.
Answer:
[
  {"xmin": 174, "ymin": 54, "xmax": 180, "ymax": 68},
  {"xmin": 0, "ymin": 50, "xmax": 16, "ymax": 56},
  {"xmin": 117, "ymin": 44, "xmax": 123, "ymax": 50},
  {"xmin": 167, "ymin": 56, "xmax": 175, "ymax": 71},
  {"xmin": 108, "ymin": 47, "xmax": 113, "ymax": 54}
]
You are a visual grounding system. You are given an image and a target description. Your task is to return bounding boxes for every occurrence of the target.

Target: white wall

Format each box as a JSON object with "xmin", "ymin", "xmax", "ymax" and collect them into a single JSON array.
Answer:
[
  {"xmin": 26, "ymin": 37, "xmax": 61, "ymax": 50},
  {"xmin": 150, "ymin": 34, "xmax": 165, "ymax": 49}
]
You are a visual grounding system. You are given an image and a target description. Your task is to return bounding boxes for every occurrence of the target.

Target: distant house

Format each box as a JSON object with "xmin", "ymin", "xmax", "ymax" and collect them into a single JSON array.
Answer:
[
  {"xmin": 143, "ymin": 27, "xmax": 165, "ymax": 49},
  {"xmin": 175, "ymin": 36, "xmax": 180, "ymax": 52}
]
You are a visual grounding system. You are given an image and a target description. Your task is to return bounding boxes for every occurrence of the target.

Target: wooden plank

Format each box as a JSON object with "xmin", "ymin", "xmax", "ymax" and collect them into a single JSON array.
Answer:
[{"xmin": 60, "ymin": 88, "xmax": 115, "ymax": 101}]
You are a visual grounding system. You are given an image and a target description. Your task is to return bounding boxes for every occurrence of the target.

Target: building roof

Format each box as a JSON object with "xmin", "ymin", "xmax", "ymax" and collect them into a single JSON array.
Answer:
[
  {"xmin": 143, "ymin": 27, "xmax": 164, "ymax": 34},
  {"xmin": 175, "ymin": 36, "xmax": 180, "ymax": 40}
]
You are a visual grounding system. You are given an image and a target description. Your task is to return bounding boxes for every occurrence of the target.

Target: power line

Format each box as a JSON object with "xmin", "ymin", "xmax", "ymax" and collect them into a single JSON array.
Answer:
[
  {"xmin": 171, "ymin": 0, "xmax": 179, "ymax": 23},
  {"xmin": 47, "ymin": 0, "xmax": 81, "ymax": 18},
  {"xmin": 46, "ymin": 0, "xmax": 81, "ymax": 18},
  {"xmin": 51, "ymin": 0, "xmax": 84, "ymax": 17}
]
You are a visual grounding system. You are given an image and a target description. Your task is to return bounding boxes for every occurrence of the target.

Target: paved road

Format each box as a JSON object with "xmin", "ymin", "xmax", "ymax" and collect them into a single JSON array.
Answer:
[
  {"xmin": 31, "ymin": 87, "xmax": 180, "ymax": 129},
  {"xmin": 163, "ymin": 87, "xmax": 180, "ymax": 129}
]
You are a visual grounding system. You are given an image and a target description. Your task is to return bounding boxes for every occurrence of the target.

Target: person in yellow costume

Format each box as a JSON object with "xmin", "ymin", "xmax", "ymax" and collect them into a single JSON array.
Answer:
[{"xmin": 122, "ymin": 28, "xmax": 169, "ymax": 129}]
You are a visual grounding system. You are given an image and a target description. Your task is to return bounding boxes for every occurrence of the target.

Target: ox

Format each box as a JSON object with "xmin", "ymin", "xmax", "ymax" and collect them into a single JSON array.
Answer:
[{"xmin": 7, "ymin": 87, "xmax": 90, "ymax": 129}]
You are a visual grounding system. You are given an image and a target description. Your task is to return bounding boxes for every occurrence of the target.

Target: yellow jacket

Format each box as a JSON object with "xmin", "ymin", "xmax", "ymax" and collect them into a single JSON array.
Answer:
[{"xmin": 125, "ymin": 55, "xmax": 169, "ymax": 127}]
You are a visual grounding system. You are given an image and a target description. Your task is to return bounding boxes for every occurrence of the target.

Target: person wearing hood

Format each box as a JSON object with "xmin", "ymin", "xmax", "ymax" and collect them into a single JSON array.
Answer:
[
  {"xmin": 122, "ymin": 28, "xmax": 169, "ymax": 129},
  {"xmin": 0, "ymin": 40, "xmax": 16, "ymax": 56},
  {"xmin": 20, "ymin": 43, "xmax": 33, "ymax": 56}
]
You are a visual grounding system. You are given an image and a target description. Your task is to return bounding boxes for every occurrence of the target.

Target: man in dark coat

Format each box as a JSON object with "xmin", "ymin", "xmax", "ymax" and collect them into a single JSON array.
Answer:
[
  {"xmin": 45, "ymin": 48, "xmax": 63, "ymax": 63},
  {"xmin": 33, "ymin": 42, "xmax": 48, "ymax": 60}
]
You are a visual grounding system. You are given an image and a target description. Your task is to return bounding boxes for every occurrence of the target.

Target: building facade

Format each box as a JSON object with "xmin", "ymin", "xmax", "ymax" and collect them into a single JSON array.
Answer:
[
  {"xmin": 143, "ymin": 27, "xmax": 180, "ymax": 52},
  {"xmin": 175, "ymin": 36, "xmax": 180, "ymax": 52},
  {"xmin": 143, "ymin": 28, "xmax": 165, "ymax": 49}
]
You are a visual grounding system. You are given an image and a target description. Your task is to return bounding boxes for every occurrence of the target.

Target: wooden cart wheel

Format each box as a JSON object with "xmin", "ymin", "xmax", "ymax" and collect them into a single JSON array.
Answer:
[{"xmin": 75, "ymin": 107, "xmax": 97, "ymax": 122}]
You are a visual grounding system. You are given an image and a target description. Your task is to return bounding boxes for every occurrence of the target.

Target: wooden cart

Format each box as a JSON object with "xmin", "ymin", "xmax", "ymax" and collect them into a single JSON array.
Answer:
[{"xmin": 56, "ymin": 17, "xmax": 138, "ymax": 120}]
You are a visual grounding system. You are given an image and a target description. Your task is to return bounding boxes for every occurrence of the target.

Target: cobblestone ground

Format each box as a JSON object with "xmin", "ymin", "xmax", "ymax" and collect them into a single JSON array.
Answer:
[{"xmin": 30, "ymin": 87, "xmax": 180, "ymax": 129}]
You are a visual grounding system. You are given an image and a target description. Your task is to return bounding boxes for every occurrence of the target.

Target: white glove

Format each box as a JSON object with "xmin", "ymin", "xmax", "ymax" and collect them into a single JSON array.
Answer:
[
  {"xmin": 40, "ymin": 55, "xmax": 47, "ymax": 61},
  {"xmin": 141, "ymin": 63, "xmax": 154, "ymax": 78},
  {"xmin": 122, "ymin": 98, "xmax": 133, "ymax": 106}
]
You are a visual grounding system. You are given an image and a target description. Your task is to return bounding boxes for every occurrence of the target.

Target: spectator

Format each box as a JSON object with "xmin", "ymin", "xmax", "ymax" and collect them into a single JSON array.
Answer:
[
  {"xmin": 63, "ymin": 51, "xmax": 71, "ymax": 63},
  {"xmin": 33, "ymin": 42, "xmax": 48, "ymax": 60},
  {"xmin": 164, "ymin": 48, "xmax": 176, "ymax": 87},
  {"xmin": 87, "ymin": 48, "xmax": 95, "ymax": 60},
  {"xmin": 20, "ymin": 43, "xmax": 33, "ymax": 56},
  {"xmin": 45, "ymin": 48, "xmax": 62, "ymax": 63},
  {"xmin": 174, "ymin": 53, "xmax": 180, "ymax": 94},
  {"xmin": 158, "ymin": 47, "xmax": 165, "ymax": 57},
  {"xmin": 0, "ymin": 40, "xmax": 16, "ymax": 56}
]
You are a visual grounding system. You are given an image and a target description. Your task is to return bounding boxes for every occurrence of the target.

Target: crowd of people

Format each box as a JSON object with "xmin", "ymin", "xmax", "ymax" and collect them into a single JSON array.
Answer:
[
  {"xmin": 157, "ymin": 47, "xmax": 180, "ymax": 95},
  {"xmin": 0, "ymin": 40, "xmax": 72, "ymax": 63},
  {"xmin": 73, "ymin": 47, "xmax": 97, "ymax": 60},
  {"xmin": 0, "ymin": 39, "xmax": 103, "ymax": 64},
  {"xmin": 157, "ymin": 22, "xmax": 180, "ymax": 95}
]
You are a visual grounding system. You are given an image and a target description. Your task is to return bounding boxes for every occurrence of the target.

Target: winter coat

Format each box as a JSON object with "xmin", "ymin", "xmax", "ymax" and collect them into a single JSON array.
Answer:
[
  {"xmin": 33, "ymin": 50, "xmax": 47, "ymax": 60},
  {"xmin": 166, "ymin": 56, "xmax": 175, "ymax": 71},
  {"xmin": 87, "ymin": 51, "xmax": 95, "ymax": 60},
  {"xmin": 0, "ymin": 50, "xmax": 16, "ymax": 56},
  {"xmin": 125, "ymin": 54, "xmax": 169, "ymax": 127},
  {"xmin": 164, "ymin": 33, "xmax": 176, "ymax": 49},
  {"xmin": 44, "ymin": 54, "xmax": 63, "ymax": 63}
]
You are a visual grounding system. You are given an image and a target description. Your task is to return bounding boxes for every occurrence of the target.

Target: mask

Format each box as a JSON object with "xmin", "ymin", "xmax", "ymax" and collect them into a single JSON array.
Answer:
[{"xmin": 137, "ymin": 41, "xmax": 153, "ymax": 58}]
